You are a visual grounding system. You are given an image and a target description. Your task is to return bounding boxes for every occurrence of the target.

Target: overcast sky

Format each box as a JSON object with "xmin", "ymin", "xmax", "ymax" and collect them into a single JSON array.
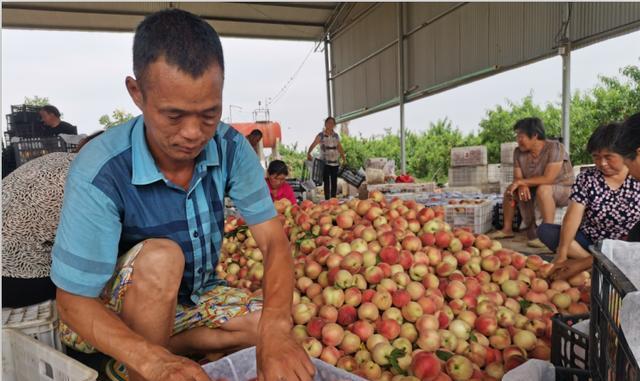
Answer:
[{"xmin": 2, "ymin": 28, "xmax": 639, "ymax": 150}]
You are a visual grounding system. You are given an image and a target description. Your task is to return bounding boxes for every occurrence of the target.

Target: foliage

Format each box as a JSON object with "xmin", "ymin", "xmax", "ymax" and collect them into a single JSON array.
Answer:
[
  {"xmin": 279, "ymin": 143, "xmax": 307, "ymax": 178},
  {"xmin": 280, "ymin": 61, "xmax": 640, "ymax": 181},
  {"xmin": 99, "ymin": 109, "xmax": 135, "ymax": 129},
  {"xmin": 23, "ymin": 95, "xmax": 50, "ymax": 107}
]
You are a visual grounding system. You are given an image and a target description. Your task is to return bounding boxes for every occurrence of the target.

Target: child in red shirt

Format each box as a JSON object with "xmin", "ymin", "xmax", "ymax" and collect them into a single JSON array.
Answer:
[{"xmin": 266, "ymin": 160, "xmax": 297, "ymax": 204}]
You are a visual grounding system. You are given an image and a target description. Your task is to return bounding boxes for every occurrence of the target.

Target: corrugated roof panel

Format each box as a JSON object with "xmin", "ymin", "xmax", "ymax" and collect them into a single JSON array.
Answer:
[
  {"xmin": 434, "ymin": 10, "xmax": 461, "ymax": 85},
  {"xmin": 523, "ymin": 2, "xmax": 563, "ymax": 59},
  {"xmin": 406, "ymin": 27, "xmax": 436, "ymax": 93},
  {"xmin": 460, "ymin": 2, "xmax": 490, "ymax": 74},
  {"xmin": 405, "ymin": 2, "xmax": 460, "ymax": 31},
  {"xmin": 379, "ymin": 47, "xmax": 398, "ymax": 103},
  {"xmin": 489, "ymin": 2, "xmax": 525, "ymax": 68},
  {"xmin": 571, "ymin": 2, "xmax": 640, "ymax": 46}
]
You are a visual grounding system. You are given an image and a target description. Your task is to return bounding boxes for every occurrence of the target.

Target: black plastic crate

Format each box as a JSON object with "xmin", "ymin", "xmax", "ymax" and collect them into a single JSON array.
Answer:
[
  {"xmin": 492, "ymin": 201, "xmax": 522, "ymax": 231},
  {"xmin": 306, "ymin": 158, "xmax": 325, "ymax": 186},
  {"xmin": 12, "ymin": 137, "xmax": 73, "ymax": 167},
  {"xmin": 286, "ymin": 179, "xmax": 305, "ymax": 193},
  {"xmin": 552, "ymin": 313, "xmax": 590, "ymax": 371},
  {"xmin": 338, "ymin": 166, "xmax": 365, "ymax": 188},
  {"xmin": 589, "ymin": 246, "xmax": 639, "ymax": 381},
  {"xmin": 556, "ymin": 366, "xmax": 591, "ymax": 381}
]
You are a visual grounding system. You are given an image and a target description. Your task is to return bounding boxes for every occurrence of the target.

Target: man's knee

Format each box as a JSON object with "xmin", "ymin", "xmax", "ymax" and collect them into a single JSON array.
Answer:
[{"xmin": 132, "ymin": 239, "xmax": 185, "ymax": 299}]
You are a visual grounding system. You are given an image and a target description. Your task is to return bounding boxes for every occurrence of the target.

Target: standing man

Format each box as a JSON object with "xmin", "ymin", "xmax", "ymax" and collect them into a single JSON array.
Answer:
[
  {"xmin": 246, "ymin": 128, "xmax": 264, "ymax": 154},
  {"xmin": 51, "ymin": 9, "xmax": 313, "ymax": 381},
  {"xmin": 489, "ymin": 117, "xmax": 574, "ymax": 247},
  {"xmin": 306, "ymin": 116, "xmax": 346, "ymax": 200},
  {"xmin": 39, "ymin": 105, "xmax": 78, "ymax": 136}
]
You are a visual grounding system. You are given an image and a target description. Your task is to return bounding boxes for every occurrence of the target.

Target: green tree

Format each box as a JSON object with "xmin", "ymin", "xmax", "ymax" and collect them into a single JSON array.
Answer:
[
  {"xmin": 23, "ymin": 95, "xmax": 50, "ymax": 107},
  {"xmin": 279, "ymin": 143, "xmax": 307, "ymax": 178},
  {"xmin": 99, "ymin": 109, "xmax": 135, "ymax": 129}
]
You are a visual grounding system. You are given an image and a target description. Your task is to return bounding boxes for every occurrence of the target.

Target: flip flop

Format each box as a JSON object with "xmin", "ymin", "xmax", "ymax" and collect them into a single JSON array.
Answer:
[
  {"xmin": 527, "ymin": 238, "xmax": 548, "ymax": 249},
  {"xmin": 105, "ymin": 358, "xmax": 128, "ymax": 381},
  {"xmin": 487, "ymin": 230, "xmax": 514, "ymax": 239}
]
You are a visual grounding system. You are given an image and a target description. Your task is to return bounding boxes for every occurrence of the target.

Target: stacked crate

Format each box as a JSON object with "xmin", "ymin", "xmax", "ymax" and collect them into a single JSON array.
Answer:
[
  {"xmin": 499, "ymin": 142, "xmax": 518, "ymax": 194},
  {"xmin": 448, "ymin": 146, "xmax": 488, "ymax": 189}
]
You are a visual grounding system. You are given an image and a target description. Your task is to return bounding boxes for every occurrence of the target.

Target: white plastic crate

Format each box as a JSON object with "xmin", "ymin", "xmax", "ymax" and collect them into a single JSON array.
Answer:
[
  {"xmin": 2, "ymin": 328, "xmax": 98, "ymax": 381},
  {"xmin": 499, "ymin": 164, "xmax": 514, "ymax": 195},
  {"xmin": 487, "ymin": 164, "xmax": 501, "ymax": 183},
  {"xmin": 451, "ymin": 145, "xmax": 488, "ymax": 167},
  {"xmin": 444, "ymin": 200, "xmax": 494, "ymax": 233},
  {"xmin": 500, "ymin": 142, "xmax": 518, "ymax": 164},
  {"xmin": 2, "ymin": 300, "xmax": 62, "ymax": 351},
  {"xmin": 448, "ymin": 165, "xmax": 488, "ymax": 186}
]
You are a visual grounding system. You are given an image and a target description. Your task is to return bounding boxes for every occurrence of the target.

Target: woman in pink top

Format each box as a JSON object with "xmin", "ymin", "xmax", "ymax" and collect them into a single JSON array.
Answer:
[{"xmin": 266, "ymin": 160, "xmax": 297, "ymax": 204}]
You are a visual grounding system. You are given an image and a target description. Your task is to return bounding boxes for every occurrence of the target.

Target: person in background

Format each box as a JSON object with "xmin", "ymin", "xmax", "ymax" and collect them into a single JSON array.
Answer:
[
  {"xmin": 489, "ymin": 117, "xmax": 574, "ymax": 248},
  {"xmin": 2, "ymin": 131, "xmax": 103, "ymax": 308},
  {"xmin": 39, "ymin": 105, "xmax": 78, "ymax": 136},
  {"xmin": 306, "ymin": 116, "xmax": 346, "ymax": 200},
  {"xmin": 51, "ymin": 9, "xmax": 312, "ymax": 381},
  {"xmin": 540, "ymin": 123, "xmax": 640, "ymax": 281},
  {"xmin": 266, "ymin": 160, "xmax": 297, "ymax": 204},
  {"xmin": 614, "ymin": 112, "xmax": 640, "ymax": 242},
  {"xmin": 246, "ymin": 129, "xmax": 263, "ymax": 154}
]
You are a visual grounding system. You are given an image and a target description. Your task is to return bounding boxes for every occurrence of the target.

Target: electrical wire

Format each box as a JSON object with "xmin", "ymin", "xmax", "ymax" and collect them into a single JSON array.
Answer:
[{"xmin": 266, "ymin": 43, "xmax": 317, "ymax": 107}]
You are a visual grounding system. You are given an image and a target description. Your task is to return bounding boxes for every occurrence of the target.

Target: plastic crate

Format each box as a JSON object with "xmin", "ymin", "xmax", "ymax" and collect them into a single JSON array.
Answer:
[
  {"xmin": 2, "ymin": 300, "xmax": 63, "ymax": 352},
  {"xmin": 202, "ymin": 346, "xmax": 366, "ymax": 381},
  {"xmin": 488, "ymin": 163, "xmax": 501, "ymax": 183},
  {"xmin": 338, "ymin": 166, "xmax": 365, "ymax": 188},
  {"xmin": 13, "ymin": 137, "xmax": 74, "ymax": 167},
  {"xmin": 305, "ymin": 159, "xmax": 325, "ymax": 186},
  {"xmin": 500, "ymin": 142, "xmax": 518, "ymax": 164},
  {"xmin": 450, "ymin": 145, "xmax": 487, "ymax": 167},
  {"xmin": 556, "ymin": 367, "xmax": 591, "ymax": 381},
  {"xmin": 491, "ymin": 201, "xmax": 522, "ymax": 231},
  {"xmin": 448, "ymin": 165, "xmax": 488, "ymax": 186},
  {"xmin": 589, "ymin": 246, "xmax": 640, "ymax": 381},
  {"xmin": 2, "ymin": 328, "xmax": 98, "ymax": 381},
  {"xmin": 551, "ymin": 313, "xmax": 590, "ymax": 371},
  {"xmin": 444, "ymin": 200, "xmax": 493, "ymax": 233}
]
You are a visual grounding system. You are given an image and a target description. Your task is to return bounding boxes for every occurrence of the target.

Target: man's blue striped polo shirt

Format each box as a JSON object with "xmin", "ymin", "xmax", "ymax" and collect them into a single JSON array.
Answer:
[{"xmin": 51, "ymin": 116, "xmax": 276, "ymax": 305}]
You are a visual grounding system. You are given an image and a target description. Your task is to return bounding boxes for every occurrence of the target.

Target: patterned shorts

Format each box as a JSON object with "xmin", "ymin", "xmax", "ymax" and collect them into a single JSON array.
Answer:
[{"xmin": 59, "ymin": 242, "xmax": 263, "ymax": 354}]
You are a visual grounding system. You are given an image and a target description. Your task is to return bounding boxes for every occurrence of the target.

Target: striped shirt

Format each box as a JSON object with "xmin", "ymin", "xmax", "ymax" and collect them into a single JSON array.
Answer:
[
  {"xmin": 318, "ymin": 132, "xmax": 340, "ymax": 166},
  {"xmin": 51, "ymin": 116, "xmax": 276, "ymax": 305}
]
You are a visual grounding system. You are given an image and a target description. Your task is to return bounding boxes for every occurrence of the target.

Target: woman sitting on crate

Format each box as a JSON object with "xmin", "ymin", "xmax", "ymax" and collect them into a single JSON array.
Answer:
[
  {"xmin": 546, "ymin": 122, "xmax": 640, "ymax": 281},
  {"xmin": 1, "ymin": 131, "xmax": 102, "ymax": 308},
  {"xmin": 265, "ymin": 160, "xmax": 297, "ymax": 205},
  {"xmin": 306, "ymin": 116, "xmax": 346, "ymax": 200},
  {"xmin": 489, "ymin": 117, "xmax": 575, "ymax": 248}
]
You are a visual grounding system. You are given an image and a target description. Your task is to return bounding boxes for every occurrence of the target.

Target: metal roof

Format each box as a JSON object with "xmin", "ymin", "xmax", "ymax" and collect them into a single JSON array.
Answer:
[{"xmin": 1, "ymin": 2, "xmax": 340, "ymax": 40}]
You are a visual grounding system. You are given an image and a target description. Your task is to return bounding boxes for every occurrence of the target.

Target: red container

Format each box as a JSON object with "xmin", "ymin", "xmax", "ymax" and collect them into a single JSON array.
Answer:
[{"xmin": 231, "ymin": 122, "xmax": 282, "ymax": 148}]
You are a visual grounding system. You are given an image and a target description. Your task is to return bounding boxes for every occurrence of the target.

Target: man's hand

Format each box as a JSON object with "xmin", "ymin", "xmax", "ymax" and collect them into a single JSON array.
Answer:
[
  {"xmin": 139, "ymin": 347, "xmax": 211, "ymax": 381},
  {"xmin": 516, "ymin": 184, "xmax": 531, "ymax": 202},
  {"xmin": 549, "ymin": 258, "xmax": 585, "ymax": 281},
  {"xmin": 257, "ymin": 323, "xmax": 315, "ymax": 381},
  {"xmin": 552, "ymin": 247, "xmax": 569, "ymax": 265}
]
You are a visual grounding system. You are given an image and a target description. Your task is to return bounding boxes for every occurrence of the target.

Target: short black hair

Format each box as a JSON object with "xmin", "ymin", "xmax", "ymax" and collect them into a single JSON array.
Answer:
[
  {"xmin": 513, "ymin": 117, "xmax": 546, "ymax": 140},
  {"xmin": 267, "ymin": 160, "xmax": 289, "ymax": 176},
  {"xmin": 248, "ymin": 129, "xmax": 263, "ymax": 138},
  {"xmin": 586, "ymin": 123, "xmax": 621, "ymax": 154},
  {"xmin": 40, "ymin": 105, "xmax": 60, "ymax": 118},
  {"xmin": 133, "ymin": 9, "xmax": 224, "ymax": 85},
  {"xmin": 614, "ymin": 112, "xmax": 640, "ymax": 159},
  {"xmin": 325, "ymin": 116, "xmax": 336, "ymax": 125}
]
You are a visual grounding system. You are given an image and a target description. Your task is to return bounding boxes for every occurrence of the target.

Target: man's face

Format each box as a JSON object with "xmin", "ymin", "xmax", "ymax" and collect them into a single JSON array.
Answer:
[
  {"xmin": 127, "ymin": 57, "xmax": 224, "ymax": 163},
  {"xmin": 39, "ymin": 110, "xmax": 55, "ymax": 127}
]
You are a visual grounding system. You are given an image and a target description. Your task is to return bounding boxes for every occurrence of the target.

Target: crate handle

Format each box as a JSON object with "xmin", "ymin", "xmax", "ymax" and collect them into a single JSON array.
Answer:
[{"xmin": 39, "ymin": 359, "xmax": 55, "ymax": 379}]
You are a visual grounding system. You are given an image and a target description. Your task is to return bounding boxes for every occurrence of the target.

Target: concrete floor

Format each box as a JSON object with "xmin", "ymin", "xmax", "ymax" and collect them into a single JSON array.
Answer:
[{"xmin": 493, "ymin": 230, "xmax": 555, "ymax": 258}]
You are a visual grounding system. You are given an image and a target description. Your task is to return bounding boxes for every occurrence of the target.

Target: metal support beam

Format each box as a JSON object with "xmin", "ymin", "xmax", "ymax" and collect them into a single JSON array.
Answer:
[
  {"xmin": 561, "ymin": 3, "xmax": 572, "ymax": 153},
  {"xmin": 397, "ymin": 3, "xmax": 406, "ymax": 174},
  {"xmin": 324, "ymin": 38, "xmax": 333, "ymax": 117}
]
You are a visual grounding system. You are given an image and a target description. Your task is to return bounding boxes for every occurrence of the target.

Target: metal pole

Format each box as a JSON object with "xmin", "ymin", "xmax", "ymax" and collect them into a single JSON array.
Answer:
[
  {"xmin": 561, "ymin": 2, "xmax": 571, "ymax": 153},
  {"xmin": 324, "ymin": 38, "xmax": 333, "ymax": 116},
  {"xmin": 397, "ymin": 3, "xmax": 406, "ymax": 174}
]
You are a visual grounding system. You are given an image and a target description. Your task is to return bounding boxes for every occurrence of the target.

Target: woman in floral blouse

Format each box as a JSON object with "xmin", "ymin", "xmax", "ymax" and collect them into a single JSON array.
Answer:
[{"xmin": 540, "ymin": 122, "xmax": 640, "ymax": 280}]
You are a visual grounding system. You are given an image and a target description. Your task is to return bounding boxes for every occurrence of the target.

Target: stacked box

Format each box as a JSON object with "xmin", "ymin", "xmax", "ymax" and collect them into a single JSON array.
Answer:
[
  {"xmin": 451, "ymin": 146, "xmax": 488, "ymax": 167},
  {"xmin": 500, "ymin": 142, "xmax": 518, "ymax": 164},
  {"xmin": 487, "ymin": 164, "xmax": 501, "ymax": 183},
  {"xmin": 448, "ymin": 166, "xmax": 488, "ymax": 186}
]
